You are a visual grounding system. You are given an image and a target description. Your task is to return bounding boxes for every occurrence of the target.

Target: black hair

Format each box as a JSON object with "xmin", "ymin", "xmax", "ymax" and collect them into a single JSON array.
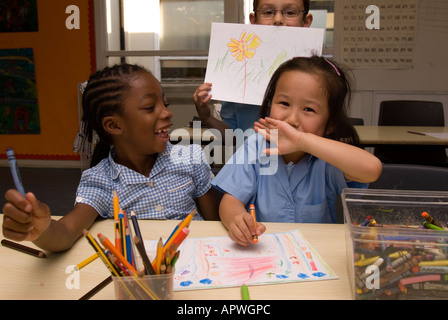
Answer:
[
  {"xmin": 81, "ymin": 63, "xmax": 149, "ymax": 167},
  {"xmin": 259, "ymin": 55, "xmax": 360, "ymax": 146}
]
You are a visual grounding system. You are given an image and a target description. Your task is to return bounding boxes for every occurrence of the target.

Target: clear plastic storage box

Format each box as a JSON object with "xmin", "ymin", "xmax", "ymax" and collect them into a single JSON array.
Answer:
[{"xmin": 342, "ymin": 189, "xmax": 448, "ymax": 300}]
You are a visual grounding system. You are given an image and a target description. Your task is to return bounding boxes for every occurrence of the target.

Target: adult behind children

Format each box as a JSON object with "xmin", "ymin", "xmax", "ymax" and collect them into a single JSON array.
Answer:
[
  {"xmin": 193, "ymin": 0, "xmax": 313, "ymax": 138},
  {"xmin": 212, "ymin": 56, "xmax": 382, "ymax": 246},
  {"xmin": 3, "ymin": 64, "xmax": 219, "ymax": 252}
]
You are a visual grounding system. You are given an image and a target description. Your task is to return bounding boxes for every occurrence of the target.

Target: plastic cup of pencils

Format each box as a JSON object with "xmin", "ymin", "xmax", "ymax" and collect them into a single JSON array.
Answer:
[{"xmin": 112, "ymin": 272, "xmax": 174, "ymax": 300}]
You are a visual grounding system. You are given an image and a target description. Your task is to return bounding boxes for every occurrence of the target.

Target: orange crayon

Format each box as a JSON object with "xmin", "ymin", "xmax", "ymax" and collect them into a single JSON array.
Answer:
[{"xmin": 250, "ymin": 204, "xmax": 258, "ymax": 244}]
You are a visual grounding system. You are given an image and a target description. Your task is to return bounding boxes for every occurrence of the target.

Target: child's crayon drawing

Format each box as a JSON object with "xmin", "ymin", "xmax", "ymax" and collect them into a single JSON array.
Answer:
[
  {"xmin": 146, "ymin": 229, "xmax": 337, "ymax": 291},
  {"xmin": 205, "ymin": 23, "xmax": 324, "ymax": 106}
]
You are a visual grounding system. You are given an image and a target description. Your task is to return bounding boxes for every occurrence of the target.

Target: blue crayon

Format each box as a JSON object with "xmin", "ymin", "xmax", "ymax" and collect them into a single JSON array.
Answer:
[{"xmin": 6, "ymin": 148, "xmax": 25, "ymax": 197}]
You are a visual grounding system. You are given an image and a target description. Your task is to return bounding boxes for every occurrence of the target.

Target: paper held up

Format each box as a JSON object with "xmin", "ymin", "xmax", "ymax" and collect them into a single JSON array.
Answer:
[{"xmin": 204, "ymin": 22, "xmax": 324, "ymax": 106}]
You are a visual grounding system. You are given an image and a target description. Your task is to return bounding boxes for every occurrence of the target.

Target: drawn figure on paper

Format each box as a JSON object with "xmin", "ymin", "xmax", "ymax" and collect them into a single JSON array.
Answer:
[{"xmin": 227, "ymin": 31, "xmax": 261, "ymax": 101}]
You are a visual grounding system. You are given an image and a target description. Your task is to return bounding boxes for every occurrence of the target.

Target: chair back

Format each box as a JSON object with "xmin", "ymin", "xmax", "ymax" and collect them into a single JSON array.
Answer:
[
  {"xmin": 374, "ymin": 100, "xmax": 447, "ymax": 167},
  {"xmin": 349, "ymin": 117, "xmax": 364, "ymax": 126},
  {"xmin": 369, "ymin": 164, "xmax": 448, "ymax": 191},
  {"xmin": 378, "ymin": 100, "xmax": 444, "ymax": 126}
]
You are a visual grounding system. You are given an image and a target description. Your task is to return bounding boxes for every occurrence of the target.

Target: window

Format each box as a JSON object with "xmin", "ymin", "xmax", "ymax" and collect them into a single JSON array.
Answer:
[
  {"xmin": 94, "ymin": 0, "xmax": 334, "ymax": 128},
  {"xmin": 309, "ymin": 0, "xmax": 334, "ymax": 55}
]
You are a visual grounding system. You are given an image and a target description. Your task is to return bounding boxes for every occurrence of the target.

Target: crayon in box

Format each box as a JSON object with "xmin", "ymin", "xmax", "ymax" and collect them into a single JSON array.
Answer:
[{"xmin": 342, "ymin": 188, "xmax": 448, "ymax": 300}]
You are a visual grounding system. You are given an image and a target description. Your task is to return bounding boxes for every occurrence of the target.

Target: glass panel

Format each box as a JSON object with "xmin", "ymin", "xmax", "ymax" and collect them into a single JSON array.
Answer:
[
  {"xmin": 310, "ymin": 0, "xmax": 335, "ymax": 50},
  {"xmin": 104, "ymin": 0, "xmax": 334, "ymax": 82},
  {"xmin": 160, "ymin": 0, "xmax": 224, "ymax": 51},
  {"xmin": 160, "ymin": 58, "xmax": 207, "ymax": 82}
]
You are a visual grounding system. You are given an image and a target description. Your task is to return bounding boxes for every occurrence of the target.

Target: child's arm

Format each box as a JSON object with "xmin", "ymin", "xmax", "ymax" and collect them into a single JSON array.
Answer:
[
  {"xmin": 193, "ymin": 83, "xmax": 230, "ymax": 137},
  {"xmin": 3, "ymin": 189, "xmax": 98, "ymax": 252},
  {"xmin": 195, "ymin": 188, "xmax": 220, "ymax": 221},
  {"xmin": 219, "ymin": 193, "xmax": 265, "ymax": 246},
  {"xmin": 255, "ymin": 117, "xmax": 382, "ymax": 183}
]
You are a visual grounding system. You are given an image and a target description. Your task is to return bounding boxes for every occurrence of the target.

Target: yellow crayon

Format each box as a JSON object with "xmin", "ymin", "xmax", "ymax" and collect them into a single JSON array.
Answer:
[{"xmin": 419, "ymin": 260, "xmax": 448, "ymax": 267}]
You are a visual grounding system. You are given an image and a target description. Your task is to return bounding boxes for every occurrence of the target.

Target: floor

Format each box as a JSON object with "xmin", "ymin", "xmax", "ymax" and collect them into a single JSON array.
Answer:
[{"xmin": 1, "ymin": 167, "xmax": 82, "ymax": 216}]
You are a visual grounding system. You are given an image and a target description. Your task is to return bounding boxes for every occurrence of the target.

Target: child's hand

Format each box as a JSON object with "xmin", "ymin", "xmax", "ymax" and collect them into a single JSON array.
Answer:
[
  {"xmin": 254, "ymin": 117, "xmax": 303, "ymax": 155},
  {"xmin": 2, "ymin": 190, "xmax": 51, "ymax": 242},
  {"xmin": 193, "ymin": 83, "xmax": 213, "ymax": 123},
  {"xmin": 227, "ymin": 211, "xmax": 266, "ymax": 246}
]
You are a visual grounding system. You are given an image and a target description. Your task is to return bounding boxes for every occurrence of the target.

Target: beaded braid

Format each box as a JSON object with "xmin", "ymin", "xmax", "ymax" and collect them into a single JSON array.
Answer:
[{"xmin": 73, "ymin": 63, "xmax": 149, "ymax": 167}]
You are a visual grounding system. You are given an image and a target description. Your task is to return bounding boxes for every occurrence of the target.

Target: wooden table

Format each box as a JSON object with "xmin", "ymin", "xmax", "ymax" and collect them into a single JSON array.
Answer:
[
  {"xmin": 0, "ymin": 217, "xmax": 351, "ymax": 300},
  {"xmin": 355, "ymin": 126, "xmax": 448, "ymax": 146}
]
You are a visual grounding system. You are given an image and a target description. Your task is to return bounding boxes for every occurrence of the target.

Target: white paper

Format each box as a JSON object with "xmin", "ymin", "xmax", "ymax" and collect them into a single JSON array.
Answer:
[
  {"xmin": 423, "ymin": 132, "xmax": 448, "ymax": 139},
  {"xmin": 145, "ymin": 229, "xmax": 337, "ymax": 291},
  {"xmin": 204, "ymin": 23, "xmax": 324, "ymax": 106}
]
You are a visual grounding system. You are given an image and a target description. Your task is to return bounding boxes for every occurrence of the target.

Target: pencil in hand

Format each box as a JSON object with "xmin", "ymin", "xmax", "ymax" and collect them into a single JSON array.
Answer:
[{"xmin": 250, "ymin": 204, "xmax": 258, "ymax": 244}]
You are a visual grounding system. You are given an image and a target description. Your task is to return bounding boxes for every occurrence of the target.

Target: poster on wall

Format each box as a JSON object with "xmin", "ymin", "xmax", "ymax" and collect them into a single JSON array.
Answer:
[
  {"xmin": 0, "ymin": 48, "xmax": 40, "ymax": 134},
  {"xmin": 339, "ymin": 0, "xmax": 418, "ymax": 69},
  {"xmin": 0, "ymin": 0, "xmax": 38, "ymax": 32}
]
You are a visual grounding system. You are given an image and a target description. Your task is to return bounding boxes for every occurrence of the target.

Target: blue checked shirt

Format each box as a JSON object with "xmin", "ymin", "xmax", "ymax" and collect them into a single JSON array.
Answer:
[{"xmin": 75, "ymin": 142, "xmax": 212, "ymax": 220}]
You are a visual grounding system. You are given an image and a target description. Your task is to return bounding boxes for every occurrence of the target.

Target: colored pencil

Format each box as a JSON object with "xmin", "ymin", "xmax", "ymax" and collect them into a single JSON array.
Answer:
[
  {"xmin": 170, "ymin": 250, "xmax": 180, "ymax": 267},
  {"xmin": 114, "ymin": 220, "xmax": 122, "ymax": 253},
  {"xmin": 113, "ymin": 190, "xmax": 120, "ymax": 220},
  {"xmin": 124, "ymin": 216, "xmax": 134, "ymax": 266},
  {"xmin": 113, "ymin": 190, "xmax": 121, "ymax": 251},
  {"xmin": 97, "ymin": 233, "xmax": 138, "ymax": 276},
  {"xmin": 163, "ymin": 209, "xmax": 195, "ymax": 253},
  {"xmin": 130, "ymin": 210, "xmax": 144, "ymax": 245},
  {"xmin": 79, "ymin": 276, "xmax": 112, "ymax": 300},
  {"xmin": 241, "ymin": 284, "xmax": 250, "ymax": 300},
  {"xmin": 133, "ymin": 235, "xmax": 155, "ymax": 275},
  {"xmin": 119, "ymin": 212, "xmax": 127, "ymax": 259},
  {"xmin": 155, "ymin": 237, "xmax": 163, "ymax": 274},
  {"xmin": 164, "ymin": 221, "xmax": 181, "ymax": 247},
  {"xmin": 1, "ymin": 239, "xmax": 47, "ymax": 258},
  {"xmin": 168, "ymin": 227, "xmax": 189, "ymax": 256},
  {"xmin": 83, "ymin": 230, "xmax": 120, "ymax": 277},
  {"xmin": 76, "ymin": 252, "xmax": 99, "ymax": 270}
]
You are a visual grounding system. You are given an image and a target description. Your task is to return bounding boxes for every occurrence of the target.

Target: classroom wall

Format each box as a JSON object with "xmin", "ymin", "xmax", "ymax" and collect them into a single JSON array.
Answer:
[
  {"xmin": 2, "ymin": 1, "xmax": 447, "ymax": 168},
  {"xmin": 334, "ymin": 0, "xmax": 448, "ymax": 125},
  {"xmin": 0, "ymin": 0, "xmax": 94, "ymax": 162}
]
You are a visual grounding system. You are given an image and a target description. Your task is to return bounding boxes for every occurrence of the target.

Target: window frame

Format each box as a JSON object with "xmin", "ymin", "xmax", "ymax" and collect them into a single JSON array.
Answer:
[
  {"xmin": 93, "ymin": 0, "xmax": 334, "ymax": 102},
  {"xmin": 94, "ymin": 0, "xmax": 244, "ymax": 71}
]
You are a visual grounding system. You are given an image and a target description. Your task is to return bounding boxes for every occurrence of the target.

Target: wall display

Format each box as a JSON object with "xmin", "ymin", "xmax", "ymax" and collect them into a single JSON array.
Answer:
[
  {"xmin": 339, "ymin": 0, "xmax": 418, "ymax": 69},
  {"xmin": 0, "ymin": 48, "xmax": 40, "ymax": 134},
  {"xmin": 0, "ymin": 0, "xmax": 38, "ymax": 32}
]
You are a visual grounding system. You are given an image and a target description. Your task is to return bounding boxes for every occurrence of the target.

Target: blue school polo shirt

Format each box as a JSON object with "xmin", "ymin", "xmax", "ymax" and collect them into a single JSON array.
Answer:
[
  {"xmin": 212, "ymin": 133, "xmax": 367, "ymax": 223},
  {"xmin": 220, "ymin": 101, "xmax": 260, "ymax": 131},
  {"xmin": 75, "ymin": 143, "xmax": 212, "ymax": 220}
]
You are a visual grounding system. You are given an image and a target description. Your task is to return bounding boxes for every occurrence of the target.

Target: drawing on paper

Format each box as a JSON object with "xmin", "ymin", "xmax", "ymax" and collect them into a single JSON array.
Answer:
[
  {"xmin": 145, "ymin": 229, "xmax": 337, "ymax": 291},
  {"xmin": 227, "ymin": 31, "xmax": 261, "ymax": 101},
  {"xmin": 205, "ymin": 23, "xmax": 324, "ymax": 105}
]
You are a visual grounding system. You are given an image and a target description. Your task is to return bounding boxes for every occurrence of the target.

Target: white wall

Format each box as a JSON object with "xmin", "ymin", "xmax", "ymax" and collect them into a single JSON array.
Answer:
[{"xmin": 334, "ymin": 0, "xmax": 448, "ymax": 125}]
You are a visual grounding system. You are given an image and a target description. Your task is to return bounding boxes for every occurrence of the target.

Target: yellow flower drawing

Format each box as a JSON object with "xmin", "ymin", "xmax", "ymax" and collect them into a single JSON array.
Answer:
[
  {"xmin": 227, "ymin": 31, "xmax": 261, "ymax": 61},
  {"xmin": 227, "ymin": 31, "xmax": 262, "ymax": 101}
]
